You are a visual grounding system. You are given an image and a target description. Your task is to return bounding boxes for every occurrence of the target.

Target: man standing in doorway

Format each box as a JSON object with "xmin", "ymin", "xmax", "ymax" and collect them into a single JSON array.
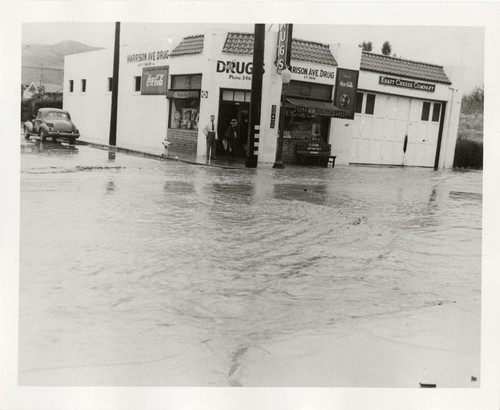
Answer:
[
  {"xmin": 224, "ymin": 119, "xmax": 238, "ymax": 162},
  {"xmin": 203, "ymin": 115, "xmax": 218, "ymax": 161}
]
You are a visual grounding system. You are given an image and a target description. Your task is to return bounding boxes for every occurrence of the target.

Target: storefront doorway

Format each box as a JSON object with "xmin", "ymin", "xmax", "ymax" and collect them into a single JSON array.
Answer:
[{"xmin": 217, "ymin": 89, "xmax": 250, "ymax": 157}]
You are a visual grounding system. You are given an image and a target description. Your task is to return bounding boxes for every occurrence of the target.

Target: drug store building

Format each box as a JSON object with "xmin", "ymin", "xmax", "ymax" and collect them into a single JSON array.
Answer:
[{"xmin": 63, "ymin": 27, "xmax": 462, "ymax": 168}]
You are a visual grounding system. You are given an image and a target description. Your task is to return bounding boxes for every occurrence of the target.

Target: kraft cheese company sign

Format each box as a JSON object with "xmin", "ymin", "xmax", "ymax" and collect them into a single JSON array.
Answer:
[
  {"xmin": 141, "ymin": 66, "xmax": 169, "ymax": 95},
  {"xmin": 379, "ymin": 76, "xmax": 436, "ymax": 92},
  {"xmin": 127, "ymin": 50, "xmax": 170, "ymax": 67}
]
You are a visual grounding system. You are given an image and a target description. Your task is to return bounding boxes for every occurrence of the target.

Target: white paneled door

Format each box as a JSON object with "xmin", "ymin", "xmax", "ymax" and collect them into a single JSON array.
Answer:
[{"xmin": 351, "ymin": 93, "xmax": 441, "ymax": 167}]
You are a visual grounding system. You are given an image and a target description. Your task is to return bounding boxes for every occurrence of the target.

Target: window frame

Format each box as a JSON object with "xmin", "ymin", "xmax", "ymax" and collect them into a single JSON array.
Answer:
[
  {"xmin": 431, "ymin": 102, "xmax": 441, "ymax": 122},
  {"xmin": 355, "ymin": 92, "xmax": 364, "ymax": 114},
  {"xmin": 134, "ymin": 76, "xmax": 141, "ymax": 93},
  {"xmin": 365, "ymin": 93, "xmax": 376, "ymax": 115},
  {"xmin": 421, "ymin": 101, "xmax": 431, "ymax": 121}
]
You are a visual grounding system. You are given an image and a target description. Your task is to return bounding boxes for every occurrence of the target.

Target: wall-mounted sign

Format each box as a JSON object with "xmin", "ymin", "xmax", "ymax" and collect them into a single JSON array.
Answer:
[
  {"xmin": 379, "ymin": 76, "xmax": 436, "ymax": 92},
  {"xmin": 290, "ymin": 65, "xmax": 335, "ymax": 81},
  {"xmin": 166, "ymin": 90, "xmax": 200, "ymax": 99},
  {"xmin": 141, "ymin": 66, "xmax": 169, "ymax": 95},
  {"xmin": 201, "ymin": 90, "xmax": 208, "ymax": 98},
  {"xmin": 127, "ymin": 50, "xmax": 170, "ymax": 67},
  {"xmin": 216, "ymin": 60, "xmax": 257, "ymax": 81},
  {"xmin": 334, "ymin": 68, "xmax": 359, "ymax": 119},
  {"xmin": 276, "ymin": 24, "xmax": 293, "ymax": 73},
  {"xmin": 270, "ymin": 105, "xmax": 277, "ymax": 128}
]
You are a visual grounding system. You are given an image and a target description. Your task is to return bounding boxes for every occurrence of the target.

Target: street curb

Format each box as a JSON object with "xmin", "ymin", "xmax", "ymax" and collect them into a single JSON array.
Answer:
[{"xmin": 76, "ymin": 140, "xmax": 250, "ymax": 170}]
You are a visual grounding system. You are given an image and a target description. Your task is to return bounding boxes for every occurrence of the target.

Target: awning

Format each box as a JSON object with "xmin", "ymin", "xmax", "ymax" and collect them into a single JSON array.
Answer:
[
  {"xmin": 166, "ymin": 90, "xmax": 200, "ymax": 99},
  {"xmin": 286, "ymin": 97, "xmax": 348, "ymax": 118}
]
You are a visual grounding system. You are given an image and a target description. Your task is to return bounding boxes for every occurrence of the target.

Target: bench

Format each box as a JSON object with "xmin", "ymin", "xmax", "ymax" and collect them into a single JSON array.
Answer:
[{"xmin": 296, "ymin": 141, "xmax": 336, "ymax": 168}]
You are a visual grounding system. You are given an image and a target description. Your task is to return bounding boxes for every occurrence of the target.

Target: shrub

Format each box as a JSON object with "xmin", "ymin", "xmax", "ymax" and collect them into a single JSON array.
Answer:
[
  {"xmin": 20, "ymin": 94, "xmax": 63, "ymax": 123},
  {"xmin": 453, "ymin": 138, "xmax": 483, "ymax": 169}
]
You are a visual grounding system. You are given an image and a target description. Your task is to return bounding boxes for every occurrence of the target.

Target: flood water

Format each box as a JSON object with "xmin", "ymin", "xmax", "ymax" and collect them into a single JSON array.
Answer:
[{"xmin": 19, "ymin": 141, "xmax": 482, "ymax": 386}]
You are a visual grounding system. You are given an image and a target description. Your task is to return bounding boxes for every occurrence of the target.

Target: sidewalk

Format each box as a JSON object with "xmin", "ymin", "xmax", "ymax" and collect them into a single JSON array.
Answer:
[{"xmin": 163, "ymin": 148, "xmax": 249, "ymax": 169}]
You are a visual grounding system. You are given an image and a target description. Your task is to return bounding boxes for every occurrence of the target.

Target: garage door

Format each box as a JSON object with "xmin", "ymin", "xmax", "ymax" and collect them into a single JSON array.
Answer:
[{"xmin": 351, "ymin": 92, "xmax": 442, "ymax": 167}]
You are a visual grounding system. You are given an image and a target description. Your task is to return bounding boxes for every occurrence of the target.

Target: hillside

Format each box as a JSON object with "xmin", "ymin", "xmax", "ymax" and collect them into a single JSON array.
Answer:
[{"xmin": 22, "ymin": 40, "xmax": 102, "ymax": 88}]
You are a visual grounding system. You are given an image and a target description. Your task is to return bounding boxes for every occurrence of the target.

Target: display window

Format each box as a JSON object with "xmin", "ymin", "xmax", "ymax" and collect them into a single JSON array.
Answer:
[
  {"xmin": 283, "ymin": 80, "xmax": 332, "ymax": 142},
  {"xmin": 284, "ymin": 107, "xmax": 329, "ymax": 142},
  {"xmin": 169, "ymin": 98, "xmax": 199, "ymax": 130},
  {"xmin": 167, "ymin": 74, "xmax": 202, "ymax": 130}
]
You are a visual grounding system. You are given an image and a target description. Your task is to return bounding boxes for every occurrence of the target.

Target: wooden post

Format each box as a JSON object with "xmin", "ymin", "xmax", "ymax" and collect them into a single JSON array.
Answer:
[{"xmin": 246, "ymin": 24, "xmax": 265, "ymax": 168}]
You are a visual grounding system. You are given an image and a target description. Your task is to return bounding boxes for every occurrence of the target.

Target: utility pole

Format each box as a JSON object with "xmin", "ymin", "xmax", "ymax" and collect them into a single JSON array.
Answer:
[
  {"xmin": 246, "ymin": 24, "xmax": 265, "ymax": 168},
  {"xmin": 109, "ymin": 22, "xmax": 120, "ymax": 146}
]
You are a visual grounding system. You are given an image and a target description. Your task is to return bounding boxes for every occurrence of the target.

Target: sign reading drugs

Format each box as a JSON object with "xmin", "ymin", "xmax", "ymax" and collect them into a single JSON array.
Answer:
[
  {"xmin": 379, "ymin": 76, "xmax": 436, "ymax": 92},
  {"xmin": 334, "ymin": 68, "xmax": 359, "ymax": 119},
  {"xmin": 141, "ymin": 66, "xmax": 169, "ymax": 95},
  {"xmin": 276, "ymin": 24, "xmax": 293, "ymax": 73}
]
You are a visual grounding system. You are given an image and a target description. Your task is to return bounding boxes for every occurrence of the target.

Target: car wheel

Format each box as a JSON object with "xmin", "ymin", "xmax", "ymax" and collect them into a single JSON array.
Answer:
[
  {"xmin": 69, "ymin": 137, "xmax": 76, "ymax": 145},
  {"xmin": 39, "ymin": 129, "xmax": 46, "ymax": 142},
  {"xmin": 23, "ymin": 127, "xmax": 30, "ymax": 140},
  {"xmin": 52, "ymin": 136, "xmax": 58, "ymax": 142}
]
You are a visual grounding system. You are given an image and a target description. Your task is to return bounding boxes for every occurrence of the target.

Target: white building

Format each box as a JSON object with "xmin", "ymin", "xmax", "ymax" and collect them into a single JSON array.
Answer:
[{"xmin": 64, "ymin": 27, "xmax": 462, "ymax": 168}]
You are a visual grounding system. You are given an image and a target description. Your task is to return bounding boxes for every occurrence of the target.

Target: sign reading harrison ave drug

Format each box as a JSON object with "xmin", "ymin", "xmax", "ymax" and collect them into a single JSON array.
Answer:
[{"xmin": 379, "ymin": 76, "xmax": 436, "ymax": 92}]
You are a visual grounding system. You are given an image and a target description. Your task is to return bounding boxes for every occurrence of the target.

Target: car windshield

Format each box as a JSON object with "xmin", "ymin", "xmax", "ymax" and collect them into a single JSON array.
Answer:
[{"xmin": 46, "ymin": 112, "xmax": 69, "ymax": 119}]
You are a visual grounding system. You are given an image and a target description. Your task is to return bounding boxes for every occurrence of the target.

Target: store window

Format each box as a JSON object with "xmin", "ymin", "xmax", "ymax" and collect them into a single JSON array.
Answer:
[
  {"xmin": 167, "ymin": 74, "xmax": 202, "ymax": 131},
  {"xmin": 432, "ymin": 103, "xmax": 441, "ymax": 122},
  {"xmin": 421, "ymin": 101, "xmax": 431, "ymax": 121},
  {"xmin": 284, "ymin": 107, "xmax": 330, "ymax": 142},
  {"xmin": 81, "ymin": 79, "xmax": 86, "ymax": 93},
  {"xmin": 108, "ymin": 77, "xmax": 113, "ymax": 92},
  {"xmin": 222, "ymin": 89, "xmax": 251, "ymax": 102},
  {"xmin": 365, "ymin": 93, "xmax": 376, "ymax": 115},
  {"xmin": 283, "ymin": 80, "xmax": 333, "ymax": 142},
  {"xmin": 134, "ymin": 76, "xmax": 141, "ymax": 92},
  {"xmin": 69, "ymin": 80, "xmax": 74, "ymax": 93},
  {"xmin": 355, "ymin": 92, "xmax": 363, "ymax": 114}
]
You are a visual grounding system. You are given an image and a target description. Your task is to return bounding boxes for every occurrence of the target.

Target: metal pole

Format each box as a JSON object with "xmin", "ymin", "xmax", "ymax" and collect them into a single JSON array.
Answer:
[
  {"xmin": 246, "ymin": 24, "xmax": 265, "ymax": 168},
  {"xmin": 272, "ymin": 84, "xmax": 287, "ymax": 169},
  {"xmin": 273, "ymin": 24, "xmax": 292, "ymax": 169},
  {"xmin": 109, "ymin": 22, "xmax": 120, "ymax": 146}
]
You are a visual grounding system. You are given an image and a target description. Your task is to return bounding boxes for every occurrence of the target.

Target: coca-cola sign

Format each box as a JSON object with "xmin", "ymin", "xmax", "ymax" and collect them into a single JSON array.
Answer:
[
  {"xmin": 141, "ymin": 66, "xmax": 169, "ymax": 95},
  {"xmin": 334, "ymin": 68, "xmax": 359, "ymax": 120}
]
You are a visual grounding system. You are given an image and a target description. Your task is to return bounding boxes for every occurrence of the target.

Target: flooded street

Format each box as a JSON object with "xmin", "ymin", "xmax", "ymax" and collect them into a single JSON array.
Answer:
[{"xmin": 19, "ymin": 140, "xmax": 482, "ymax": 387}]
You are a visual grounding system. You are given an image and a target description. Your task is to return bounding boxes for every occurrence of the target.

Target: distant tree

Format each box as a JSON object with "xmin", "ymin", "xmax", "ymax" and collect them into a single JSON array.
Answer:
[
  {"xmin": 381, "ymin": 41, "xmax": 392, "ymax": 56},
  {"xmin": 358, "ymin": 41, "xmax": 373, "ymax": 52},
  {"xmin": 461, "ymin": 86, "xmax": 484, "ymax": 114}
]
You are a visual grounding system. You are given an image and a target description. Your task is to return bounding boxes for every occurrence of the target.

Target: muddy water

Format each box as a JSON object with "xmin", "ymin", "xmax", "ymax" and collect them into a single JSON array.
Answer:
[{"xmin": 19, "ymin": 142, "xmax": 482, "ymax": 386}]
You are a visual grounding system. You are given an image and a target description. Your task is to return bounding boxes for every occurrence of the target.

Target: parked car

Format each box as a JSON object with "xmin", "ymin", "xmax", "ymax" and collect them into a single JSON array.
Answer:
[{"xmin": 24, "ymin": 108, "xmax": 80, "ymax": 144}]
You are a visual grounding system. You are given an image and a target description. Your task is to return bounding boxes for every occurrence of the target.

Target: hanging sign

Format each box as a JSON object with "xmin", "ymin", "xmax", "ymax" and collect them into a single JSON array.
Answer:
[
  {"xmin": 379, "ymin": 76, "xmax": 436, "ymax": 92},
  {"xmin": 334, "ymin": 68, "xmax": 359, "ymax": 119},
  {"xmin": 276, "ymin": 24, "xmax": 293, "ymax": 73},
  {"xmin": 141, "ymin": 66, "xmax": 169, "ymax": 95}
]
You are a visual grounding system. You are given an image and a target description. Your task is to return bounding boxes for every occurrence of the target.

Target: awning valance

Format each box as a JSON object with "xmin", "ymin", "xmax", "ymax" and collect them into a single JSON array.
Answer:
[
  {"xmin": 286, "ymin": 97, "xmax": 348, "ymax": 118},
  {"xmin": 166, "ymin": 90, "xmax": 200, "ymax": 99}
]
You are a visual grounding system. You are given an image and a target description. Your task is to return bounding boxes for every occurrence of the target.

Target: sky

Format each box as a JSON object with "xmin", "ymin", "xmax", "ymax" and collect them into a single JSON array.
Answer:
[{"xmin": 21, "ymin": 22, "xmax": 483, "ymax": 94}]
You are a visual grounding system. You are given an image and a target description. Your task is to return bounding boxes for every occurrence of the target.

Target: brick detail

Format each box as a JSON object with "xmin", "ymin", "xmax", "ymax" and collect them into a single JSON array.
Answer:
[{"xmin": 167, "ymin": 129, "xmax": 198, "ymax": 154}]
